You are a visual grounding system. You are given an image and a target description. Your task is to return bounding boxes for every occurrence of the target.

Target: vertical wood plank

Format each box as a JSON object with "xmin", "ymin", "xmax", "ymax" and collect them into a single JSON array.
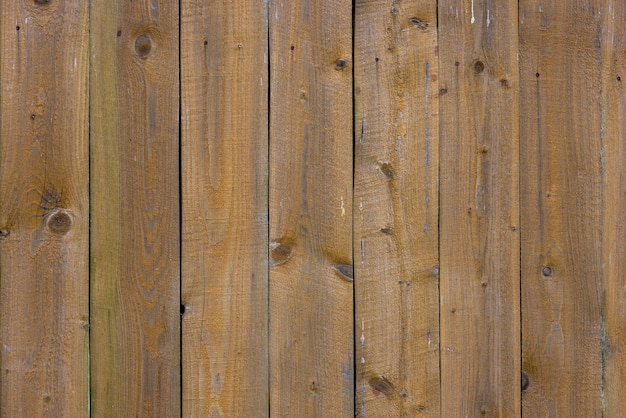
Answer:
[
  {"xmin": 520, "ymin": 1, "xmax": 603, "ymax": 415},
  {"xmin": 181, "ymin": 0, "xmax": 269, "ymax": 416},
  {"xmin": 268, "ymin": 0, "xmax": 353, "ymax": 415},
  {"xmin": 89, "ymin": 1, "xmax": 180, "ymax": 416},
  {"xmin": 0, "ymin": 1, "xmax": 89, "ymax": 416},
  {"xmin": 354, "ymin": 0, "xmax": 439, "ymax": 416},
  {"xmin": 439, "ymin": 0, "xmax": 520, "ymax": 416},
  {"xmin": 601, "ymin": 1, "xmax": 626, "ymax": 415}
]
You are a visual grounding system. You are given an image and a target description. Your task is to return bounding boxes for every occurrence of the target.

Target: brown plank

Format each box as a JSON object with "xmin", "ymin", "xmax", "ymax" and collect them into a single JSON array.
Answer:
[
  {"xmin": 438, "ymin": 0, "xmax": 520, "ymax": 416},
  {"xmin": 519, "ymin": 1, "xmax": 603, "ymax": 415},
  {"xmin": 354, "ymin": 1, "xmax": 439, "ymax": 416},
  {"xmin": 89, "ymin": 1, "xmax": 180, "ymax": 416},
  {"xmin": 181, "ymin": 0, "xmax": 268, "ymax": 416},
  {"xmin": 601, "ymin": 1, "xmax": 626, "ymax": 415},
  {"xmin": 268, "ymin": 0, "xmax": 354, "ymax": 415},
  {"xmin": 0, "ymin": 1, "xmax": 89, "ymax": 416}
]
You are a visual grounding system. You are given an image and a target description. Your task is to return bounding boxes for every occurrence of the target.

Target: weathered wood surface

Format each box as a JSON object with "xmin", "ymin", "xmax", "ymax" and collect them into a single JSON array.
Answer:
[
  {"xmin": 181, "ymin": 0, "xmax": 269, "ymax": 416},
  {"xmin": 89, "ymin": 0, "xmax": 181, "ymax": 416},
  {"xmin": 354, "ymin": 0, "xmax": 439, "ymax": 416},
  {"xmin": 439, "ymin": 0, "xmax": 520, "ymax": 416},
  {"xmin": 601, "ymin": 1, "xmax": 626, "ymax": 415},
  {"xmin": 520, "ymin": 1, "xmax": 603, "ymax": 415},
  {"xmin": 0, "ymin": 1, "xmax": 624, "ymax": 416},
  {"xmin": 0, "ymin": 1, "xmax": 89, "ymax": 416},
  {"xmin": 268, "ymin": 0, "xmax": 354, "ymax": 415}
]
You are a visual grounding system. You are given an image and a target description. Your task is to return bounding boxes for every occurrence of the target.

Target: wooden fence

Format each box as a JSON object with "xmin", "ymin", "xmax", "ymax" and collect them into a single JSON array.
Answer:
[{"xmin": 0, "ymin": 0, "xmax": 623, "ymax": 416}]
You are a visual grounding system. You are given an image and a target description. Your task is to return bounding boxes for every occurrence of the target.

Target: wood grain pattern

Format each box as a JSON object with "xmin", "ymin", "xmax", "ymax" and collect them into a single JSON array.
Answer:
[
  {"xmin": 354, "ymin": 0, "xmax": 439, "ymax": 416},
  {"xmin": 181, "ymin": 0, "xmax": 269, "ymax": 416},
  {"xmin": 519, "ymin": 1, "xmax": 603, "ymax": 415},
  {"xmin": 268, "ymin": 0, "xmax": 354, "ymax": 415},
  {"xmin": 601, "ymin": 1, "xmax": 626, "ymax": 415},
  {"xmin": 0, "ymin": 1, "xmax": 89, "ymax": 416},
  {"xmin": 438, "ymin": 0, "xmax": 520, "ymax": 416},
  {"xmin": 89, "ymin": 1, "xmax": 180, "ymax": 416}
]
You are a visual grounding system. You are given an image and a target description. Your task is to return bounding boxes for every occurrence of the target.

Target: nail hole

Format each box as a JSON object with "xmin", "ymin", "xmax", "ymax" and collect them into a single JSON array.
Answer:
[
  {"xmin": 500, "ymin": 79, "xmax": 510, "ymax": 87},
  {"xmin": 134, "ymin": 34, "xmax": 152, "ymax": 58},
  {"xmin": 117, "ymin": 30, "xmax": 122, "ymax": 37},
  {"xmin": 536, "ymin": 72, "xmax": 540, "ymax": 78},
  {"xmin": 542, "ymin": 266, "xmax": 552, "ymax": 277},
  {"xmin": 455, "ymin": 61, "xmax": 460, "ymax": 67},
  {"xmin": 439, "ymin": 88, "xmax": 448, "ymax": 94},
  {"xmin": 290, "ymin": 45, "xmax": 295, "ymax": 50},
  {"xmin": 16, "ymin": 26, "xmax": 20, "ymax": 31},
  {"xmin": 180, "ymin": 304, "xmax": 186, "ymax": 316},
  {"xmin": 618, "ymin": 76, "xmax": 621, "ymax": 82}
]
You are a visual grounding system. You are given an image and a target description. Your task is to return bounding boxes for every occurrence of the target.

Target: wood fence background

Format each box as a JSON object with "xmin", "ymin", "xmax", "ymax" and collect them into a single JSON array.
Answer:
[{"xmin": 0, "ymin": 0, "xmax": 623, "ymax": 417}]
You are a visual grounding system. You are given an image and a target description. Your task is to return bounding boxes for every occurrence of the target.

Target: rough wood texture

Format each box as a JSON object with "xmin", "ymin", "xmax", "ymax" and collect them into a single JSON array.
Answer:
[
  {"xmin": 439, "ymin": 1, "xmax": 520, "ymax": 416},
  {"xmin": 0, "ymin": 1, "xmax": 89, "ymax": 416},
  {"xmin": 181, "ymin": 0, "xmax": 269, "ymax": 416},
  {"xmin": 89, "ymin": 1, "xmax": 180, "ymax": 416},
  {"xmin": 519, "ymin": 1, "xmax": 603, "ymax": 415},
  {"xmin": 354, "ymin": 0, "xmax": 439, "ymax": 416},
  {"xmin": 601, "ymin": 1, "xmax": 626, "ymax": 415},
  {"xmin": 268, "ymin": 0, "xmax": 353, "ymax": 415}
]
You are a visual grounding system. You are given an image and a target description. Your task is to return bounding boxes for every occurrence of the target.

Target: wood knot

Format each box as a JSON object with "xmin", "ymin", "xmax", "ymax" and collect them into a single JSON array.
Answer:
[
  {"xmin": 335, "ymin": 58, "xmax": 348, "ymax": 70},
  {"xmin": 46, "ymin": 210, "xmax": 72, "ymax": 235},
  {"xmin": 408, "ymin": 17, "xmax": 428, "ymax": 30},
  {"xmin": 474, "ymin": 60, "xmax": 485, "ymax": 74},
  {"xmin": 368, "ymin": 375, "xmax": 396, "ymax": 399},
  {"xmin": 34, "ymin": 0, "xmax": 51, "ymax": 4},
  {"xmin": 134, "ymin": 34, "xmax": 152, "ymax": 58},
  {"xmin": 0, "ymin": 229, "xmax": 10, "ymax": 240},
  {"xmin": 521, "ymin": 371, "xmax": 530, "ymax": 391},
  {"xmin": 270, "ymin": 242, "xmax": 292, "ymax": 265},
  {"xmin": 378, "ymin": 161, "xmax": 395, "ymax": 180},
  {"xmin": 380, "ymin": 226, "xmax": 393, "ymax": 235},
  {"xmin": 336, "ymin": 264, "xmax": 353, "ymax": 281}
]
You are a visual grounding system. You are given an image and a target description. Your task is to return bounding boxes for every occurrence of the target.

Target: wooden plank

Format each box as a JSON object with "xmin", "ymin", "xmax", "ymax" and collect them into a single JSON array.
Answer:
[
  {"xmin": 354, "ymin": 1, "xmax": 439, "ymax": 416},
  {"xmin": 89, "ymin": 1, "xmax": 180, "ymax": 416},
  {"xmin": 0, "ymin": 1, "xmax": 89, "ymax": 416},
  {"xmin": 438, "ymin": 0, "xmax": 520, "ymax": 416},
  {"xmin": 601, "ymin": 1, "xmax": 626, "ymax": 415},
  {"xmin": 519, "ymin": 1, "xmax": 603, "ymax": 415},
  {"xmin": 268, "ymin": 0, "xmax": 353, "ymax": 415},
  {"xmin": 180, "ymin": 0, "xmax": 268, "ymax": 416}
]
